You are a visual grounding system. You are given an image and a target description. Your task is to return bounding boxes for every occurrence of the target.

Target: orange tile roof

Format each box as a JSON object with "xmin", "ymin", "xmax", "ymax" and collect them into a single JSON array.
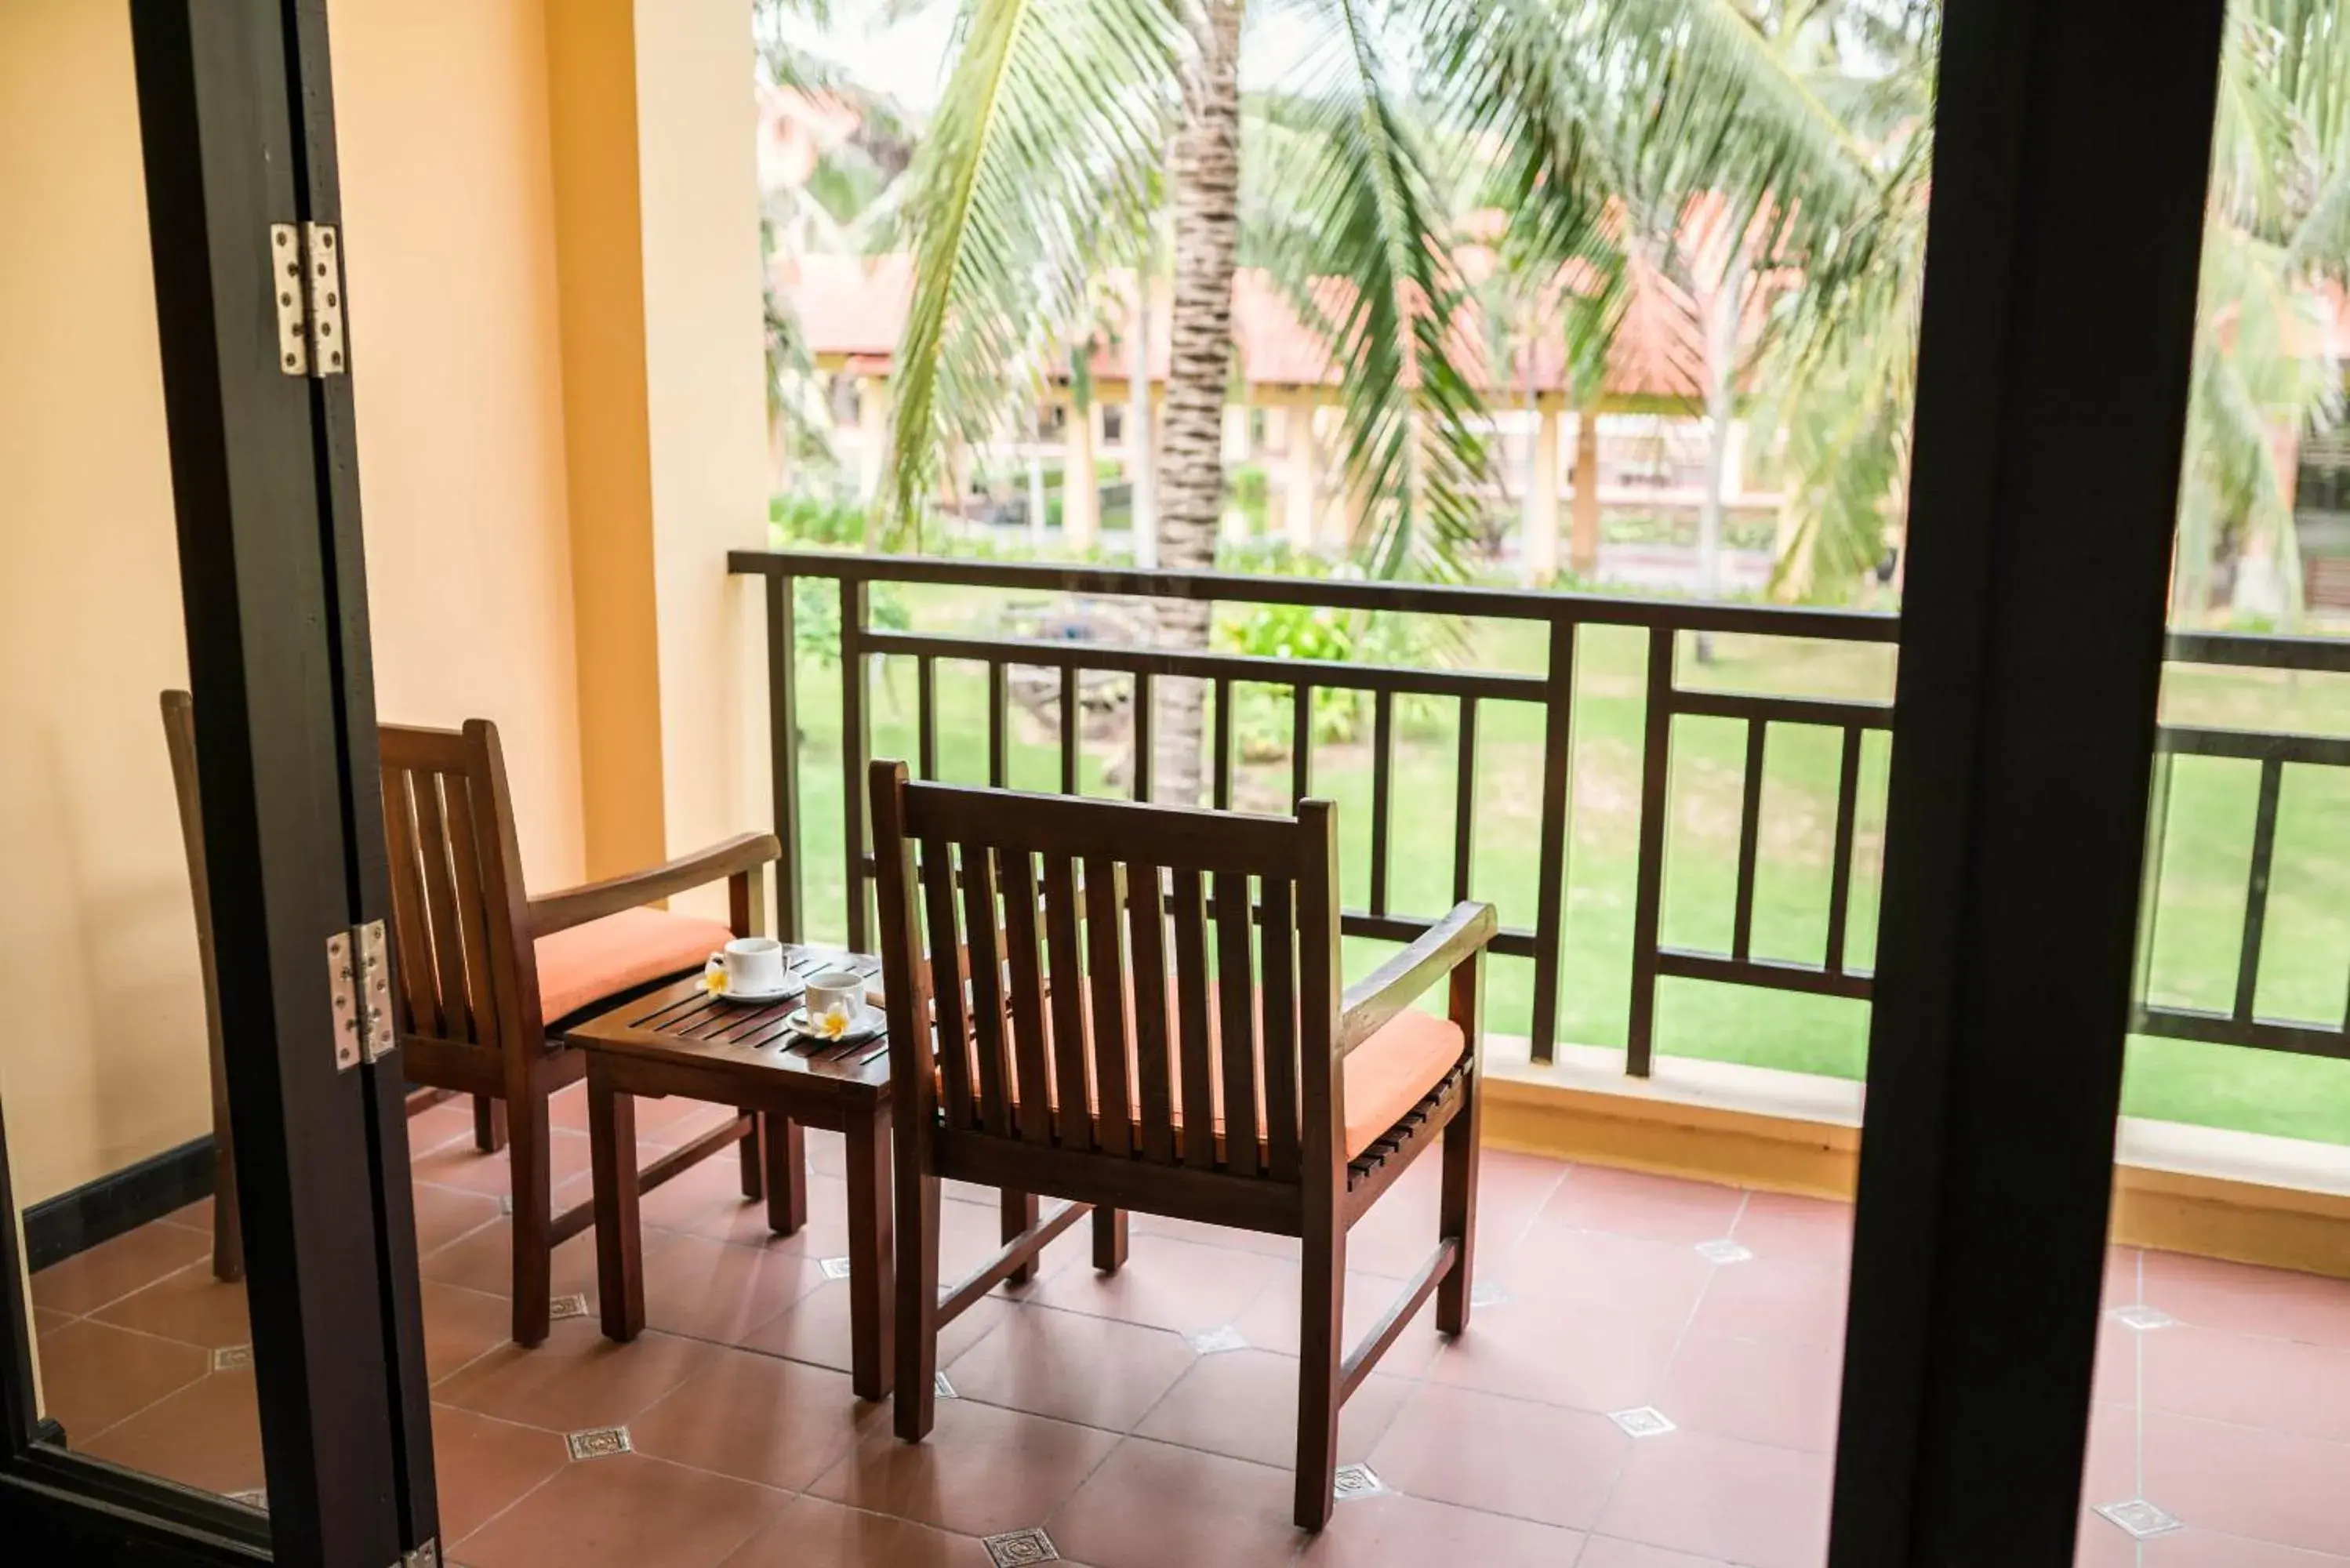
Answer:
[{"xmin": 779, "ymin": 243, "xmax": 1762, "ymax": 405}]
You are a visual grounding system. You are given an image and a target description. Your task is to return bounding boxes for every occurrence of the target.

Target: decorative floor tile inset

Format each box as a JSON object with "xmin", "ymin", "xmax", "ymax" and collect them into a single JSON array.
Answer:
[
  {"xmin": 982, "ymin": 1526, "xmax": 1060, "ymax": 1566},
  {"xmin": 2108, "ymin": 1304, "xmax": 2176, "ymax": 1331},
  {"xmin": 1694, "ymin": 1240, "xmax": 1755, "ymax": 1265},
  {"xmin": 1609, "ymin": 1406, "xmax": 1678, "ymax": 1439},
  {"xmin": 565, "ymin": 1425, "xmax": 634, "ymax": 1462},
  {"xmin": 212, "ymin": 1344, "xmax": 253, "ymax": 1373},
  {"xmin": 227, "ymin": 1489, "xmax": 267, "ymax": 1512},
  {"xmin": 1186, "ymin": 1324, "xmax": 1249, "ymax": 1355},
  {"xmin": 819, "ymin": 1256, "xmax": 855, "ymax": 1282},
  {"xmin": 1469, "ymin": 1281, "xmax": 1510, "ymax": 1308},
  {"xmin": 1333, "ymin": 1462, "xmax": 1390, "ymax": 1500},
  {"xmin": 2095, "ymin": 1498, "xmax": 2183, "ymax": 1539},
  {"xmin": 548, "ymin": 1293, "xmax": 591, "ymax": 1323},
  {"xmin": 933, "ymin": 1371, "xmax": 958, "ymax": 1399}
]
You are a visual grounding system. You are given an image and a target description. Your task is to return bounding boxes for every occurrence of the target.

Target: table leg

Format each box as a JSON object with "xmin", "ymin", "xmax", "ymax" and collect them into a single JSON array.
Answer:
[
  {"xmin": 765, "ymin": 1114, "xmax": 808, "ymax": 1236},
  {"xmin": 844, "ymin": 1107, "xmax": 894, "ymax": 1401},
  {"xmin": 587, "ymin": 1069, "xmax": 645, "ymax": 1342}
]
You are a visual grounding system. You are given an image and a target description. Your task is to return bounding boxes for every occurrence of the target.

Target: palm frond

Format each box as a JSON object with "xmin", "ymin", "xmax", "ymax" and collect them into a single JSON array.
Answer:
[
  {"xmin": 884, "ymin": 0, "xmax": 1185, "ymax": 541},
  {"xmin": 1254, "ymin": 2, "xmax": 1493, "ymax": 583}
]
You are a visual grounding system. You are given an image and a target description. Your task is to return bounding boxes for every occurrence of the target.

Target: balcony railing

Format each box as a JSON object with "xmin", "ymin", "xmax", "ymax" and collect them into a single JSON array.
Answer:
[{"xmin": 728, "ymin": 548, "xmax": 2350, "ymax": 1073}]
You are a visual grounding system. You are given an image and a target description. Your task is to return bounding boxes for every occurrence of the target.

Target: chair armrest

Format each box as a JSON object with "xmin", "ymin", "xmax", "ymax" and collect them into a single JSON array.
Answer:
[
  {"xmin": 1336, "ymin": 900, "xmax": 1498, "ymax": 1057},
  {"xmin": 528, "ymin": 832, "xmax": 782, "ymax": 937}
]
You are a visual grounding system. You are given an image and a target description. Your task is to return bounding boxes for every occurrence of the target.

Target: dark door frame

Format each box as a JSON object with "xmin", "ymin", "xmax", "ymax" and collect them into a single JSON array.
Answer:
[
  {"xmin": 1829, "ymin": 1, "xmax": 2229, "ymax": 1563},
  {"xmin": 0, "ymin": 1, "xmax": 434, "ymax": 1563}
]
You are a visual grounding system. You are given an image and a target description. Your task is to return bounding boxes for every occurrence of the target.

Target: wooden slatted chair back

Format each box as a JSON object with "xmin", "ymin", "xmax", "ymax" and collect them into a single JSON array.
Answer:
[
  {"xmin": 870, "ymin": 760, "xmax": 1343, "ymax": 1193},
  {"xmin": 377, "ymin": 720, "xmax": 539, "ymax": 1058}
]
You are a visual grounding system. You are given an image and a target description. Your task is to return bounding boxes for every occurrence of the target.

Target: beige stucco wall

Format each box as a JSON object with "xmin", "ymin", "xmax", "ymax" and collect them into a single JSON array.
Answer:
[
  {"xmin": 0, "ymin": 0, "xmax": 589, "ymax": 1203},
  {"xmin": 0, "ymin": 0, "xmax": 206, "ymax": 1208},
  {"xmin": 332, "ymin": 0, "xmax": 587, "ymax": 893}
]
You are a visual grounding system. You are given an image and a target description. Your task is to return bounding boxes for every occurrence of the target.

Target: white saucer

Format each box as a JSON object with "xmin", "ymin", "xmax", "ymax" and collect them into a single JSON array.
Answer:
[
  {"xmin": 709, "ymin": 979, "xmax": 802, "ymax": 1005},
  {"xmin": 781, "ymin": 1003, "xmax": 886, "ymax": 1046}
]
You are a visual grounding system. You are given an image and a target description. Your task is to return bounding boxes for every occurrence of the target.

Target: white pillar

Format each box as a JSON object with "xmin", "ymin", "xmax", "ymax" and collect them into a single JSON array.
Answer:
[
  {"xmin": 855, "ymin": 375, "xmax": 888, "ymax": 505},
  {"xmin": 1284, "ymin": 400, "xmax": 1318, "ymax": 551},
  {"xmin": 1063, "ymin": 398, "xmax": 1099, "ymax": 550},
  {"xmin": 1524, "ymin": 406, "xmax": 1560, "ymax": 584}
]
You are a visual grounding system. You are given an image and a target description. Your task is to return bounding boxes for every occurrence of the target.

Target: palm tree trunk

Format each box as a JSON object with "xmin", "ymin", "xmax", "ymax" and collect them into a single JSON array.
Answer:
[{"xmin": 1151, "ymin": 0, "xmax": 1243, "ymax": 804}]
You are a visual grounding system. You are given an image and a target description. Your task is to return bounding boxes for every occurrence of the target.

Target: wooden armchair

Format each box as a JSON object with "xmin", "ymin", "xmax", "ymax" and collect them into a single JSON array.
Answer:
[
  {"xmin": 868, "ymin": 759, "xmax": 1495, "ymax": 1530},
  {"xmin": 380, "ymin": 718, "xmax": 782, "ymax": 1345}
]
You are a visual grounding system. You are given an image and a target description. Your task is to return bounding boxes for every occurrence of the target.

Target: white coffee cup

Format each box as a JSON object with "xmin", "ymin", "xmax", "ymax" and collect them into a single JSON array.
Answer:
[
  {"xmin": 804, "ymin": 967, "xmax": 865, "ymax": 1026},
  {"xmin": 706, "ymin": 937, "xmax": 787, "ymax": 997}
]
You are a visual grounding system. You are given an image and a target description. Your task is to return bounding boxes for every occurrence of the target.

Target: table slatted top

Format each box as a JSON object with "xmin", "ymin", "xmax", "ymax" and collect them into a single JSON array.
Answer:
[{"xmin": 564, "ymin": 946, "xmax": 893, "ymax": 1098}]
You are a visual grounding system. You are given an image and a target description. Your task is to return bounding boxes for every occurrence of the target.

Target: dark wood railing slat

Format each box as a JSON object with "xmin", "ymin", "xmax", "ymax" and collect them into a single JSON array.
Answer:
[
  {"xmin": 1732, "ymin": 718, "xmax": 1769, "ymax": 964},
  {"xmin": 1529, "ymin": 619, "xmax": 1575, "ymax": 1063},
  {"xmin": 1060, "ymin": 666, "xmax": 1080, "ymax": 796},
  {"xmin": 1825, "ymin": 726, "xmax": 1863, "ymax": 977},
  {"xmin": 1626, "ymin": 626, "xmax": 1676, "ymax": 1077},
  {"xmin": 1212, "ymin": 678, "xmax": 1234, "ymax": 810},
  {"xmin": 1133, "ymin": 671, "xmax": 1155, "ymax": 804},
  {"xmin": 1128, "ymin": 864, "xmax": 1177, "ymax": 1163},
  {"xmin": 1169, "ymin": 869, "xmax": 1218, "ymax": 1169},
  {"xmin": 1042, "ymin": 853, "xmax": 1095, "ymax": 1152},
  {"xmin": 986, "ymin": 660, "xmax": 1009, "ymax": 788},
  {"xmin": 1083, "ymin": 856, "xmax": 1135, "ymax": 1156},
  {"xmin": 1369, "ymin": 691, "xmax": 1396, "ymax": 917},
  {"xmin": 764, "ymin": 573, "xmax": 802, "ymax": 940},
  {"xmin": 917, "ymin": 655, "xmax": 939, "ymax": 779},
  {"xmin": 841, "ymin": 579, "xmax": 873, "ymax": 949},
  {"xmin": 1292, "ymin": 684, "xmax": 1314, "ymax": 805},
  {"xmin": 2235, "ymin": 757, "xmax": 2285, "ymax": 1024},
  {"xmin": 1213, "ymin": 869, "xmax": 1261, "ymax": 1178},
  {"xmin": 1453, "ymin": 696, "xmax": 1479, "ymax": 906}
]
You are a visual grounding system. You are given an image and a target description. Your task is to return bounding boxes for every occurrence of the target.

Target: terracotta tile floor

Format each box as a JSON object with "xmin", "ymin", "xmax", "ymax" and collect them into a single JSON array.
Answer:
[{"xmin": 26, "ymin": 1088, "xmax": 2350, "ymax": 1566}]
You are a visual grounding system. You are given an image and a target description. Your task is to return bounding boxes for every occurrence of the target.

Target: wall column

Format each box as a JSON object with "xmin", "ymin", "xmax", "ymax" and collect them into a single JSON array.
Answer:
[
  {"xmin": 547, "ymin": 0, "xmax": 770, "ymax": 901},
  {"xmin": 1524, "ymin": 405, "xmax": 1561, "ymax": 584}
]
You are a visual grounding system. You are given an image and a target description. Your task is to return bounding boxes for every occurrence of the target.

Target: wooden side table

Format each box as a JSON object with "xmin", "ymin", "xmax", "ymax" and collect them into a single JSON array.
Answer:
[{"xmin": 566, "ymin": 950, "xmax": 896, "ymax": 1399}]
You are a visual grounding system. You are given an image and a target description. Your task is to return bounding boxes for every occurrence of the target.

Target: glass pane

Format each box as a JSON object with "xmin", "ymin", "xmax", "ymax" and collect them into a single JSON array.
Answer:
[
  {"xmin": 2092, "ymin": 2, "xmax": 2350, "ymax": 1559},
  {"xmin": 0, "ymin": 0, "xmax": 263, "ymax": 1519}
]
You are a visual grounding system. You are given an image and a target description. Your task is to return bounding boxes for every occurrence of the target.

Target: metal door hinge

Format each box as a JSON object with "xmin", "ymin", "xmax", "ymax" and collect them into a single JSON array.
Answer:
[
  {"xmin": 269, "ymin": 222, "xmax": 346, "ymax": 377},
  {"xmin": 328, "ymin": 920, "xmax": 395, "ymax": 1070},
  {"xmin": 400, "ymin": 1542, "xmax": 440, "ymax": 1568}
]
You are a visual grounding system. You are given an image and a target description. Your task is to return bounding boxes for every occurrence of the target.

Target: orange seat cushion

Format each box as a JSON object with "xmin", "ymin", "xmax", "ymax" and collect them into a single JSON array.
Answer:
[
  {"xmin": 938, "ymin": 985, "xmax": 1464, "ymax": 1162},
  {"xmin": 1339, "ymin": 1009, "xmax": 1467, "ymax": 1160},
  {"xmin": 536, "ymin": 907, "xmax": 738, "ymax": 1025}
]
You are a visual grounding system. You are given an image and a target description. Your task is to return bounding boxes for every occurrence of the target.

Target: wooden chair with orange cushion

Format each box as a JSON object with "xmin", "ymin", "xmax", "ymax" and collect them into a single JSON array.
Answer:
[
  {"xmin": 868, "ymin": 759, "xmax": 1495, "ymax": 1530},
  {"xmin": 380, "ymin": 717, "xmax": 782, "ymax": 1346}
]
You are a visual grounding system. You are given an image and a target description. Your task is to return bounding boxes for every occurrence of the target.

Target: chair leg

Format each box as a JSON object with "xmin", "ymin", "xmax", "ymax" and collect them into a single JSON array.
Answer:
[
  {"xmin": 1295, "ymin": 1223, "xmax": 1346, "ymax": 1532},
  {"xmin": 507, "ymin": 1082, "xmax": 554, "ymax": 1348},
  {"xmin": 739, "ymin": 1107, "xmax": 767, "ymax": 1200},
  {"xmin": 1437, "ymin": 1076, "xmax": 1482, "ymax": 1336},
  {"xmin": 1003, "ymin": 1189, "xmax": 1041, "ymax": 1286},
  {"xmin": 895, "ymin": 1171, "xmax": 941, "ymax": 1441},
  {"xmin": 474, "ymin": 1094, "xmax": 508, "ymax": 1154},
  {"xmin": 1092, "ymin": 1205, "xmax": 1128, "ymax": 1273}
]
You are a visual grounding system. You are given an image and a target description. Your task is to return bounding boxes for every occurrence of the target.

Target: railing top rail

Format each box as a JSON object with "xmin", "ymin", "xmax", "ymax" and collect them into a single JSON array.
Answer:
[
  {"xmin": 728, "ymin": 548, "xmax": 1906, "ymax": 642},
  {"xmin": 2163, "ymin": 630, "xmax": 2350, "ymax": 673}
]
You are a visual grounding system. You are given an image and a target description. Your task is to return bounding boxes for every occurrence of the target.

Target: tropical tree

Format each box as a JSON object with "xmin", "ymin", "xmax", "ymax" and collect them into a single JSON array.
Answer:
[
  {"xmin": 1767, "ymin": 0, "xmax": 2349, "ymax": 621},
  {"xmin": 886, "ymin": 0, "xmax": 1894, "ymax": 802}
]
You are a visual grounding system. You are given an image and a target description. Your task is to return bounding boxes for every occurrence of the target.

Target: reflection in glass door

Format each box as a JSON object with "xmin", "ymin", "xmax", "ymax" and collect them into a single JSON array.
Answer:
[{"xmin": 2084, "ymin": 4, "xmax": 2350, "ymax": 1561}]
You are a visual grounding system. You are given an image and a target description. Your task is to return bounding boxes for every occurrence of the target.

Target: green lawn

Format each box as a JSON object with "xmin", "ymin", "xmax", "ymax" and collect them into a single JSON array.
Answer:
[{"xmin": 777, "ymin": 583, "xmax": 2350, "ymax": 1146}]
